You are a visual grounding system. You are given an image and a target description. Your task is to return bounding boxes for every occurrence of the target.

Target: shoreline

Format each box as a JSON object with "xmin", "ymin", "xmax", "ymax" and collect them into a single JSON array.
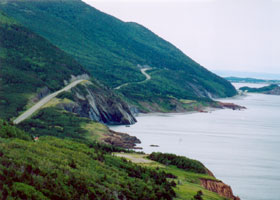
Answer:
[{"xmin": 109, "ymin": 99, "xmax": 246, "ymax": 149}]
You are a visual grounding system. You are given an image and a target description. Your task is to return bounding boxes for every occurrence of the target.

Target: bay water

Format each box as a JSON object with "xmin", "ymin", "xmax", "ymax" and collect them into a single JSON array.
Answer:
[{"xmin": 110, "ymin": 83, "xmax": 280, "ymax": 200}]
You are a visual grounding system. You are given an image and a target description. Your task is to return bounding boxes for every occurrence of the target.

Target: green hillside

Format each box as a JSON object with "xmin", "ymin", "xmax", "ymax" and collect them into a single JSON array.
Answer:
[
  {"xmin": 0, "ymin": 11, "xmax": 87, "ymax": 119},
  {"xmin": 0, "ymin": 11, "xmax": 136, "ymax": 126},
  {"xmin": 0, "ymin": 0, "xmax": 237, "ymax": 111},
  {"xmin": 0, "ymin": 122, "xmax": 176, "ymax": 200},
  {"xmin": 0, "ymin": 120, "xmax": 231, "ymax": 200}
]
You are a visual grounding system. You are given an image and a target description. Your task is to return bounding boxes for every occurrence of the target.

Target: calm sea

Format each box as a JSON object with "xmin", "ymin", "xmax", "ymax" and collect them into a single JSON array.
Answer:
[{"xmin": 110, "ymin": 83, "xmax": 280, "ymax": 200}]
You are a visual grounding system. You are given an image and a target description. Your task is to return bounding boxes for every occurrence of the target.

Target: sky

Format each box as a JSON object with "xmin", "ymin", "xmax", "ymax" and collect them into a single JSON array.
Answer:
[{"xmin": 82, "ymin": 0, "xmax": 280, "ymax": 77}]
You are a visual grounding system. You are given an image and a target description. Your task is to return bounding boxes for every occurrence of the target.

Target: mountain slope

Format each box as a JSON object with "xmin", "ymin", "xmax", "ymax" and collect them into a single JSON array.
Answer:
[
  {"xmin": 0, "ymin": 11, "xmax": 135, "ymax": 125},
  {"xmin": 0, "ymin": 11, "xmax": 87, "ymax": 119},
  {"xmin": 0, "ymin": 0, "xmax": 237, "ymax": 111}
]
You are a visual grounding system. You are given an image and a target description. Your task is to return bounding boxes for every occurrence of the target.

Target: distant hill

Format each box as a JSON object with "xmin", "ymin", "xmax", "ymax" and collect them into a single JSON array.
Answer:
[
  {"xmin": 225, "ymin": 77, "xmax": 280, "ymax": 84},
  {"xmin": 214, "ymin": 70, "xmax": 280, "ymax": 80},
  {"xmin": 240, "ymin": 84, "xmax": 280, "ymax": 95},
  {"xmin": 0, "ymin": 0, "xmax": 237, "ymax": 111}
]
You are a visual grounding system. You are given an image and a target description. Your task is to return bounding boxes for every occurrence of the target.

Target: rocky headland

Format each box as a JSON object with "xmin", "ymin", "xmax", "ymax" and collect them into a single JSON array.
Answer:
[{"xmin": 217, "ymin": 102, "xmax": 246, "ymax": 110}]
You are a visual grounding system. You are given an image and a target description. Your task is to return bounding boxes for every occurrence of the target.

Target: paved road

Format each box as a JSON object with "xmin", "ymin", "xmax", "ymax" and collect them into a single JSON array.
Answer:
[
  {"xmin": 13, "ymin": 79, "xmax": 85, "ymax": 124},
  {"xmin": 115, "ymin": 68, "xmax": 152, "ymax": 90}
]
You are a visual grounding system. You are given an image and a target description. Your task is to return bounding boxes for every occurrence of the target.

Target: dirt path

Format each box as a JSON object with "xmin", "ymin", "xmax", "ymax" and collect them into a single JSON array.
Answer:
[
  {"xmin": 114, "ymin": 68, "xmax": 152, "ymax": 90},
  {"xmin": 114, "ymin": 153, "xmax": 153, "ymax": 164},
  {"xmin": 13, "ymin": 79, "xmax": 85, "ymax": 124}
]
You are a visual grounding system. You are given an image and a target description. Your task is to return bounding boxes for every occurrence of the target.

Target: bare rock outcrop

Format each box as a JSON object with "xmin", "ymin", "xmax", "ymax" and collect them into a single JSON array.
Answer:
[
  {"xmin": 104, "ymin": 130, "xmax": 141, "ymax": 149},
  {"xmin": 200, "ymin": 178, "xmax": 240, "ymax": 200},
  {"xmin": 58, "ymin": 81, "xmax": 136, "ymax": 125}
]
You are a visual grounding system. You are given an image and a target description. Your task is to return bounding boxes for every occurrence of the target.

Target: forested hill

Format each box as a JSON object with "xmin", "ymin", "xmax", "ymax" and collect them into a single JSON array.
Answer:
[
  {"xmin": 0, "ymin": 12, "xmax": 136, "ymax": 125},
  {"xmin": 0, "ymin": 11, "xmax": 87, "ymax": 119},
  {"xmin": 0, "ymin": 0, "xmax": 237, "ymax": 111}
]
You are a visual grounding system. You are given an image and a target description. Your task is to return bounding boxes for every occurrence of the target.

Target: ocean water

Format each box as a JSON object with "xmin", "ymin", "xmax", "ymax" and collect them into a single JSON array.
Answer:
[{"xmin": 110, "ymin": 84, "xmax": 280, "ymax": 200}]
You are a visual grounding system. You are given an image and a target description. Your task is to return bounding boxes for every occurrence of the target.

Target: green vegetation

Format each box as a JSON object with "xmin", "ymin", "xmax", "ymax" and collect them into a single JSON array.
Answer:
[
  {"xmin": 0, "ymin": 0, "xmax": 237, "ymax": 111},
  {"xmin": 240, "ymin": 84, "xmax": 279, "ymax": 93},
  {"xmin": 148, "ymin": 152, "xmax": 208, "ymax": 174},
  {"xmin": 0, "ymin": 8, "xmax": 235, "ymax": 200},
  {"xmin": 0, "ymin": 122, "xmax": 230, "ymax": 200},
  {"xmin": 160, "ymin": 166, "xmax": 225, "ymax": 200},
  {"xmin": 0, "ymin": 119, "xmax": 31, "ymax": 141},
  {"xmin": 115, "ymin": 153, "xmax": 227, "ymax": 200},
  {"xmin": 18, "ymin": 107, "xmax": 109, "ymax": 143},
  {"xmin": 0, "ymin": 11, "xmax": 87, "ymax": 120},
  {"xmin": 56, "ymin": 91, "xmax": 76, "ymax": 102},
  {"xmin": 0, "ymin": 122, "xmax": 176, "ymax": 200}
]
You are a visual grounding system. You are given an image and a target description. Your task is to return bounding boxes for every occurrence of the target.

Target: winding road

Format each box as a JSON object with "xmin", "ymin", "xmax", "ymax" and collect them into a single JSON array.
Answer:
[
  {"xmin": 115, "ymin": 68, "xmax": 152, "ymax": 90},
  {"xmin": 13, "ymin": 79, "xmax": 85, "ymax": 125},
  {"xmin": 14, "ymin": 68, "xmax": 152, "ymax": 124}
]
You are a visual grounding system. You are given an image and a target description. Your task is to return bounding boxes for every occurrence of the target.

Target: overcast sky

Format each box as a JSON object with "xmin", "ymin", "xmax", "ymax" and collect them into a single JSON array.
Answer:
[{"xmin": 83, "ymin": 0, "xmax": 280, "ymax": 75}]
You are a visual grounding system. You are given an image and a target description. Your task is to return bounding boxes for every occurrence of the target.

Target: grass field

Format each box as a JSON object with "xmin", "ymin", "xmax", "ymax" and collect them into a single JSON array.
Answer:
[{"xmin": 114, "ymin": 153, "xmax": 228, "ymax": 200}]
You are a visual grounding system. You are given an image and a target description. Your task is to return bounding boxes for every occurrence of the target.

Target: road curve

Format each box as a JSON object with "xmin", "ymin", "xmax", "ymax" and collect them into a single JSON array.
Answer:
[
  {"xmin": 13, "ymin": 79, "xmax": 85, "ymax": 124},
  {"xmin": 140, "ymin": 68, "xmax": 151, "ymax": 81},
  {"xmin": 115, "ymin": 68, "xmax": 152, "ymax": 90}
]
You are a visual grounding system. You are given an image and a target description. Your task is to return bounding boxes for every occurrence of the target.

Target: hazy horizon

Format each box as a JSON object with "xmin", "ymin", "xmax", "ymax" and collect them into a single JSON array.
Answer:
[{"xmin": 83, "ymin": 0, "xmax": 280, "ymax": 76}]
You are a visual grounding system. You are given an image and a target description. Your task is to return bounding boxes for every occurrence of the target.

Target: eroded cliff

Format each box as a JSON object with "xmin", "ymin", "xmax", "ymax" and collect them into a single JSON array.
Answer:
[{"xmin": 200, "ymin": 178, "xmax": 240, "ymax": 200}]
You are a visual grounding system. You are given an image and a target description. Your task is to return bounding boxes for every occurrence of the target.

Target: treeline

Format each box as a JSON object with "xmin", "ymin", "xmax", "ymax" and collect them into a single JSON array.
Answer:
[{"xmin": 148, "ymin": 152, "xmax": 207, "ymax": 174}]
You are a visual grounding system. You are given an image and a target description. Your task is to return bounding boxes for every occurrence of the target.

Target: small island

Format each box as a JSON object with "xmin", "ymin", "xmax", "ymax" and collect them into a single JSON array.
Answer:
[{"xmin": 240, "ymin": 84, "xmax": 280, "ymax": 95}]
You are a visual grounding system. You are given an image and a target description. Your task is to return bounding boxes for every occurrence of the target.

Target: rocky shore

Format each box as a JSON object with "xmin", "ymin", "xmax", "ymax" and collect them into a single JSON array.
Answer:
[
  {"xmin": 103, "ymin": 130, "xmax": 141, "ymax": 149},
  {"xmin": 217, "ymin": 102, "xmax": 246, "ymax": 110}
]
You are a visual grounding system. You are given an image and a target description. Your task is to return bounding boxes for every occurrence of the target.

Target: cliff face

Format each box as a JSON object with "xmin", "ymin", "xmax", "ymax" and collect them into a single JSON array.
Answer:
[
  {"xmin": 58, "ymin": 81, "xmax": 137, "ymax": 125},
  {"xmin": 200, "ymin": 178, "xmax": 240, "ymax": 200}
]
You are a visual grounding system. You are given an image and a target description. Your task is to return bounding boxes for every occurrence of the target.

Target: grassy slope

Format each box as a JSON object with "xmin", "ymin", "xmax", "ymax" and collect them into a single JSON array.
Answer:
[
  {"xmin": 17, "ymin": 105, "xmax": 111, "ymax": 144},
  {"xmin": 0, "ymin": 121, "xmax": 178, "ymax": 200},
  {"xmin": 0, "ymin": 137, "xmax": 176, "ymax": 200},
  {"xmin": 0, "ymin": 0, "xmax": 237, "ymax": 109},
  {"xmin": 0, "ymin": 11, "xmax": 87, "ymax": 120},
  {"xmin": 115, "ymin": 153, "xmax": 228, "ymax": 200}
]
